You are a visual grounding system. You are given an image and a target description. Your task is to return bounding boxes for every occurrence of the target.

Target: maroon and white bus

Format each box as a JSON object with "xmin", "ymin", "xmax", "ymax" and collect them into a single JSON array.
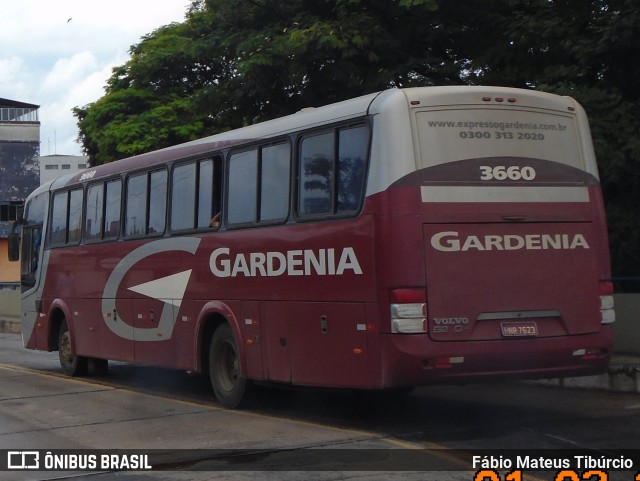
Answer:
[{"xmin": 11, "ymin": 87, "xmax": 615, "ymax": 407}]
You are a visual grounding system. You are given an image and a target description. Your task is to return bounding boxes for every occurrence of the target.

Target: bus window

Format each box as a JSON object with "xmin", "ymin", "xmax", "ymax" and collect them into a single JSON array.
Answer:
[
  {"xmin": 148, "ymin": 170, "xmax": 167, "ymax": 234},
  {"xmin": 298, "ymin": 132, "xmax": 334, "ymax": 216},
  {"xmin": 260, "ymin": 143, "xmax": 290, "ymax": 222},
  {"xmin": 104, "ymin": 180, "xmax": 121, "ymax": 239},
  {"xmin": 197, "ymin": 158, "xmax": 222, "ymax": 229},
  {"xmin": 197, "ymin": 159, "xmax": 214, "ymax": 228},
  {"xmin": 20, "ymin": 192, "xmax": 46, "ymax": 287},
  {"xmin": 228, "ymin": 149, "xmax": 258, "ymax": 225},
  {"xmin": 68, "ymin": 189, "xmax": 83, "ymax": 244},
  {"xmin": 85, "ymin": 184, "xmax": 104, "ymax": 241},
  {"xmin": 50, "ymin": 191, "xmax": 68, "ymax": 246},
  {"xmin": 171, "ymin": 162, "xmax": 196, "ymax": 231},
  {"xmin": 124, "ymin": 170, "xmax": 166, "ymax": 236},
  {"xmin": 298, "ymin": 125, "xmax": 368, "ymax": 218},
  {"xmin": 125, "ymin": 174, "xmax": 147, "ymax": 237},
  {"xmin": 337, "ymin": 125, "xmax": 368, "ymax": 213}
]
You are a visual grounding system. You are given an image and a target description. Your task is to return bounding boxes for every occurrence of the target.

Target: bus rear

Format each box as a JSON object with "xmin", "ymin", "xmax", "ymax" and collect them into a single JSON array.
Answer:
[{"xmin": 372, "ymin": 87, "xmax": 614, "ymax": 386}]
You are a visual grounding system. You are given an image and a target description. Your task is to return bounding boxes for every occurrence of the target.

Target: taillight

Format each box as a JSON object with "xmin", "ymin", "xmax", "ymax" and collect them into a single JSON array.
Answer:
[
  {"xmin": 390, "ymin": 288, "xmax": 427, "ymax": 333},
  {"xmin": 599, "ymin": 280, "xmax": 615, "ymax": 324}
]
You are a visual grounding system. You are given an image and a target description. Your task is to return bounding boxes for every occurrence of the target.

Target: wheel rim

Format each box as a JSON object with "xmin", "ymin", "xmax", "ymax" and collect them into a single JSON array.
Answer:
[
  {"xmin": 60, "ymin": 331, "xmax": 74, "ymax": 365},
  {"xmin": 216, "ymin": 340, "xmax": 239, "ymax": 393}
]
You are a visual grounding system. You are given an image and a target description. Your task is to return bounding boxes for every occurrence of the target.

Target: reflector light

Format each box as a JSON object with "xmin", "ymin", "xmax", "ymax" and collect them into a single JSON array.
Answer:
[
  {"xmin": 390, "ymin": 288, "xmax": 425, "ymax": 304},
  {"xmin": 390, "ymin": 288, "xmax": 427, "ymax": 333},
  {"xmin": 391, "ymin": 318, "xmax": 425, "ymax": 334},
  {"xmin": 599, "ymin": 280, "xmax": 615, "ymax": 324},
  {"xmin": 599, "ymin": 280, "xmax": 614, "ymax": 296}
]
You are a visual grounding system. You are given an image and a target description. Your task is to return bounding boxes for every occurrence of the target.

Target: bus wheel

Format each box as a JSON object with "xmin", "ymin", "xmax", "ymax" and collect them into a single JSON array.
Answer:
[
  {"xmin": 58, "ymin": 320, "xmax": 88, "ymax": 377},
  {"xmin": 209, "ymin": 323, "xmax": 248, "ymax": 409}
]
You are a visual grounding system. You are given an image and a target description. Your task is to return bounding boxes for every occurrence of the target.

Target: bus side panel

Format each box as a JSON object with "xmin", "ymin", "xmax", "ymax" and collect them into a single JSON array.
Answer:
[
  {"xmin": 73, "ymin": 299, "xmax": 104, "ymax": 359},
  {"xmin": 262, "ymin": 303, "xmax": 291, "ymax": 383},
  {"xmin": 241, "ymin": 301, "xmax": 264, "ymax": 380},
  {"xmin": 379, "ymin": 327, "xmax": 612, "ymax": 387},
  {"xmin": 264, "ymin": 301, "xmax": 370, "ymax": 388}
]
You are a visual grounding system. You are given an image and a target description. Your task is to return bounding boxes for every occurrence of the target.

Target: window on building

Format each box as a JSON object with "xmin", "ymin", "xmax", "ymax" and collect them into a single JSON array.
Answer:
[{"xmin": 0, "ymin": 202, "xmax": 23, "ymax": 222}]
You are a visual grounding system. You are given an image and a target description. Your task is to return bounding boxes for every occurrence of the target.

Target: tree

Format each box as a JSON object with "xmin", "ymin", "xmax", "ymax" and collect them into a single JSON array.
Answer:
[
  {"xmin": 74, "ymin": 0, "xmax": 640, "ymax": 281},
  {"xmin": 455, "ymin": 0, "xmax": 640, "ymax": 285},
  {"xmin": 75, "ymin": 0, "xmax": 458, "ymax": 164}
]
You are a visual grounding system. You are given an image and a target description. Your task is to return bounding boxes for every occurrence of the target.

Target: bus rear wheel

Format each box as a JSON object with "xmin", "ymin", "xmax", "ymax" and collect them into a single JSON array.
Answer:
[
  {"xmin": 209, "ymin": 323, "xmax": 248, "ymax": 409},
  {"xmin": 58, "ymin": 320, "xmax": 88, "ymax": 377}
]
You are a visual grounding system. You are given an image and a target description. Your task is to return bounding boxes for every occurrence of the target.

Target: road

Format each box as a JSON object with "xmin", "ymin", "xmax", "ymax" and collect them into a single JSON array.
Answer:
[{"xmin": 0, "ymin": 331, "xmax": 639, "ymax": 481}]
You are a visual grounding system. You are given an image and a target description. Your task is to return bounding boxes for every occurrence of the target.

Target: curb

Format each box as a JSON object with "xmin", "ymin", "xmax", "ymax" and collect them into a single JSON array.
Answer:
[
  {"xmin": 533, "ymin": 365, "xmax": 640, "ymax": 394},
  {"xmin": 0, "ymin": 318, "xmax": 20, "ymax": 335}
]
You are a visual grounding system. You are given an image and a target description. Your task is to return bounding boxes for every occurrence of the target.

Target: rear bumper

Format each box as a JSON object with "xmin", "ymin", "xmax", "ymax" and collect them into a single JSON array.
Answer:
[{"xmin": 379, "ymin": 326, "xmax": 614, "ymax": 387}]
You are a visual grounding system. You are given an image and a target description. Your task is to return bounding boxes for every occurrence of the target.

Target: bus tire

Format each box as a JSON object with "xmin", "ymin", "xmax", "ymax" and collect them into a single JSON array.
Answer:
[
  {"xmin": 209, "ymin": 323, "xmax": 248, "ymax": 409},
  {"xmin": 58, "ymin": 319, "xmax": 88, "ymax": 377}
]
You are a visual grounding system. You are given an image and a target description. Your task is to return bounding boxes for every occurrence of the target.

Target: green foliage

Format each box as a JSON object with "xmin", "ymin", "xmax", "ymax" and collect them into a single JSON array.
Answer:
[{"xmin": 74, "ymin": 0, "xmax": 640, "ymax": 280}]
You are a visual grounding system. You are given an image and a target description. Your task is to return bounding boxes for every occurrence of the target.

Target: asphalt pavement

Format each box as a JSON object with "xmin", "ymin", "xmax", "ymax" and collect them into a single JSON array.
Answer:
[{"xmin": 1, "ymin": 314, "xmax": 638, "ymax": 394}]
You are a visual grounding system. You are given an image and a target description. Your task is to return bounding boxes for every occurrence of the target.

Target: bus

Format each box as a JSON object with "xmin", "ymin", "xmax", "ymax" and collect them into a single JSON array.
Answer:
[{"xmin": 9, "ymin": 86, "xmax": 615, "ymax": 408}]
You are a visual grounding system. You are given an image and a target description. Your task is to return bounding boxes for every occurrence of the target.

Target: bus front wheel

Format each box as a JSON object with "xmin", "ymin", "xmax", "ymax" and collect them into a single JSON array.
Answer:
[
  {"xmin": 58, "ymin": 320, "xmax": 88, "ymax": 377},
  {"xmin": 209, "ymin": 323, "xmax": 248, "ymax": 409}
]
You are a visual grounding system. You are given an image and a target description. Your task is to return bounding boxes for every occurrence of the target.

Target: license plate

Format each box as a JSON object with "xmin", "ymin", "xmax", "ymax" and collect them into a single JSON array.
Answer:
[{"xmin": 501, "ymin": 321, "xmax": 538, "ymax": 337}]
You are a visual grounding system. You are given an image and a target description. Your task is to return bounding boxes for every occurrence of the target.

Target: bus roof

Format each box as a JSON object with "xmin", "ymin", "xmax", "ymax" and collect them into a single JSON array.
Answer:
[
  {"xmin": 39, "ymin": 86, "xmax": 588, "ymax": 194},
  {"xmin": 52, "ymin": 90, "xmax": 384, "ymax": 189}
]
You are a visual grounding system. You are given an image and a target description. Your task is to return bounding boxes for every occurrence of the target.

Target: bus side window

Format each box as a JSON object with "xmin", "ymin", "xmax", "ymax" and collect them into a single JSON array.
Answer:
[
  {"xmin": 148, "ymin": 170, "xmax": 167, "ymax": 234},
  {"xmin": 297, "ymin": 124, "xmax": 369, "ymax": 218},
  {"xmin": 50, "ymin": 191, "xmax": 68, "ymax": 246},
  {"xmin": 260, "ymin": 143, "xmax": 290, "ymax": 222},
  {"xmin": 67, "ymin": 188, "xmax": 83, "ymax": 244},
  {"xmin": 171, "ymin": 162, "xmax": 196, "ymax": 231},
  {"xmin": 337, "ymin": 125, "xmax": 368, "ymax": 214},
  {"xmin": 228, "ymin": 149, "xmax": 258, "ymax": 225},
  {"xmin": 104, "ymin": 179, "xmax": 122, "ymax": 239},
  {"xmin": 85, "ymin": 183, "xmax": 104, "ymax": 241},
  {"xmin": 197, "ymin": 157, "xmax": 222, "ymax": 230},
  {"xmin": 226, "ymin": 144, "xmax": 290, "ymax": 227},
  {"xmin": 298, "ymin": 132, "xmax": 334, "ymax": 217},
  {"xmin": 125, "ymin": 174, "xmax": 148, "ymax": 237}
]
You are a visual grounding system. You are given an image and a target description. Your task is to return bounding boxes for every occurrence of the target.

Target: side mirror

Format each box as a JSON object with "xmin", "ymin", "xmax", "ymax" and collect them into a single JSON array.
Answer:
[{"xmin": 7, "ymin": 232, "xmax": 20, "ymax": 262}]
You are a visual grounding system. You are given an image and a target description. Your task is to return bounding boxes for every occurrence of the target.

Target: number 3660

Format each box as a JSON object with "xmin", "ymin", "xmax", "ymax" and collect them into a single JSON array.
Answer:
[{"xmin": 479, "ymin": 165, "xmax": 536, "ymax": 181}]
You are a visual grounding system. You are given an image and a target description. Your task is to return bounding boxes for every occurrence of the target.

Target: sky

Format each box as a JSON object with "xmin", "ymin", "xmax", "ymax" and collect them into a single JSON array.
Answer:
[{"xmin": 0, "ymin": 0, "xmax": 192, "ymax": 157}]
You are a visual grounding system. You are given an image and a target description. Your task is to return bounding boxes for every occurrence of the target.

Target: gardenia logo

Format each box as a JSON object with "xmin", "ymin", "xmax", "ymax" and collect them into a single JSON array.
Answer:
[
  {"xmin": 209, "ymin": 247, "xmax": 363, "ymax": 278},
  {"xmin": 431, "ymin": 231, "xmax": 590, "ymax": 252}
]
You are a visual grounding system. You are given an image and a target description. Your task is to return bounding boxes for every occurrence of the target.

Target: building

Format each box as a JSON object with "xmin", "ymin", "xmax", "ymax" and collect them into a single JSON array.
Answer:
[
  {"xmin": 39, "ymin": 154, "xmax": 89, "ymax": 186},
  {"xmin": 0, "ymin": 98, "xmax": 40, "ymax": 286}
]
